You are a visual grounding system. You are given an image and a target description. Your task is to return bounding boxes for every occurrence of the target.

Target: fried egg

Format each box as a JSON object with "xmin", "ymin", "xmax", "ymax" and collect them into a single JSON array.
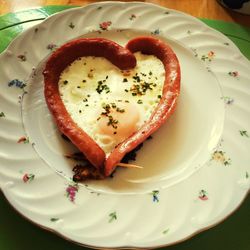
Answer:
[{"xmin": 59, "ymin": 52, "xmax": 165, "ymax": 155}]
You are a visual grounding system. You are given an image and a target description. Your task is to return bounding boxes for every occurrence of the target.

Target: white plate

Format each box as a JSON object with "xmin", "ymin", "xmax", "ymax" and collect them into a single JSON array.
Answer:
[{"xmin": 0, "ymin": 2, "xmax": 249, "ymax": 249}]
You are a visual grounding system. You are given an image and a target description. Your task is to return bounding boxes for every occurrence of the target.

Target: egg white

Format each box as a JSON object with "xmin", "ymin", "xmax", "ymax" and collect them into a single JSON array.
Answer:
[{"xmin": 59, "ymin": 52, "xmax": 165, "ymax": 155}]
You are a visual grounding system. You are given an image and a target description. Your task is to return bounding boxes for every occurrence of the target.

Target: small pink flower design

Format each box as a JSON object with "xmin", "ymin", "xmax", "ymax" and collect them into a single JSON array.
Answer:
[
  {"xmin": 208, "ymin": 51, "xmax": 215, "ymax": 59},
  {"xmin": 151, "ymin": 28, "xmax": 160, "ymax": 35},
  {"xmin": 47, "ymin": 43, "xmax": 57, "ymax": 51},
  {"xmin": 201, "ymin": 51, "xmax": 215, "ymax": 62},
  {"xmin": 199, "ymin": 190, "xmax": 208, "ymax": 201},
  {"xmin": 17, "ymin": 54, "xmax": 27, "ymax": 62},
  {"xmin": 23, "ymin": 173, "xmax": 35, "ymax": 183},
  {"xmin": 129, "ymin": 14, "xmax": 136, "ymax": 20},
  {"xmin": 17, "ymin": 136, "xmax": 29, "ymax": 144},
  {"xmin": 99, "ymin": 21, "xmax": 112, "ymax": 30},
  {"xmin": 66, "ymin": 183, "xmax": 78, "ymax": 202},
  {"xmin": 228, "ymin": 71, "xmax": 239, "ymax": 77}
]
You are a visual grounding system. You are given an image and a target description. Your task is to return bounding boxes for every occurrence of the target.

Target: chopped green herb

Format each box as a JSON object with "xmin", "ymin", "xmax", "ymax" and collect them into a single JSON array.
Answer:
[
  {"xmin": 102, "ymin": 103, "xmax": 111, "ymax": 109},
  {"xmin": 158, "ymin": 95, "xmax": 162, "ymax": 99},
  {"xmin": 102, "ymin": 103, "xmax": 110, "ymax": 109},
  {"xmin": 149, "ymin": 71, "xmax": 152, "ymax": 76},
  {"xmin": 63, "ymin": 80, "xmax": 68, "ymax": 85},
  {"xmin": 111, "ymin": 103, "xmax": 116, "ymax": 108},
  {"xmin": 137, "ymin": 99, "xmax": 143, "ymax": 104},
  {"xmin": 88, "ymin": 72, "xmax": 93, "ymax": 78},
  {"xmin": 130, "ymin": 81, "xmax": 154, "ymax": 96},
  {"xmin": 0, "ymin": 112, "xmax": 5, "ymax": 117},
  {"xmin": 133, "ymin": 75, "xmax": 141, "ymax": 82},
  {"xmin": 82, "ymin": 80, "xmax": 86, "ymax": 83},
  {"xmin": 96, "ymin": 80, "xmax": 110, "ymax": 94},
  {"xmin": 124, "ymin": 89, "xmax": 129, "ymax": 92},
  {"xmin": 77, "ymin": 86, "xmax": 81, "ymax": 88},
  {"xmin": 101, "ymin": 103, "xmax": 111, "ymax": 115},
  {"xmin": 107, "ymin": 115, "xmax": 118, "ymax": 129},
  {"xmin": 83, "ymin": 98, "xmax": 88, "ymax": 102},
  {"xmin": 123, "ymin": 78, "xmax": 128, "ymax": 82},
  {"xmin": 116, "ymin": 108, "xmax": 125, "ymax": 113}
]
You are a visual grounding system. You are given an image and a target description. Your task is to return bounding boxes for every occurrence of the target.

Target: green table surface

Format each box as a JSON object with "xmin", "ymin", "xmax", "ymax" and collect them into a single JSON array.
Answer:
[{"xmin": 0, "ymin": 5, "xmax": 249, "ymax": 250}]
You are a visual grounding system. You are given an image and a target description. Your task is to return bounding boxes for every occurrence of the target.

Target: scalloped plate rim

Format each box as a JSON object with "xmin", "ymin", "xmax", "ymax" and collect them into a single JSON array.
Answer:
[{"xmin": 0, "ymin": 2, "xmax": 249, "ymax": 249}]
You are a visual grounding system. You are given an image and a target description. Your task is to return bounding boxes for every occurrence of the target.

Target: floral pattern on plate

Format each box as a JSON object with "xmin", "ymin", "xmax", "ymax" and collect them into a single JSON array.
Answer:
[
  {"xmin": 65, "ymin": 183, "xmax": 79, "ymax": 202},
  {"xmin": 211, "ymin": 150, "xmax": 231, "ymax": 166},
  {"xmin": 22, "ymin": 173, "xmax": 35, "ymax": 183},
  {"xmin": 0, "ymin": 2, "xmax": 249, "ymax": 249}
]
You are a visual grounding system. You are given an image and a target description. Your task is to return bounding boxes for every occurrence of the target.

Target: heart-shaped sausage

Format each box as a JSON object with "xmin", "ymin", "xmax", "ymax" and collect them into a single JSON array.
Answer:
[{"xmin": 43, "ymin": 37, "xmax": 180, "ymax": 177}]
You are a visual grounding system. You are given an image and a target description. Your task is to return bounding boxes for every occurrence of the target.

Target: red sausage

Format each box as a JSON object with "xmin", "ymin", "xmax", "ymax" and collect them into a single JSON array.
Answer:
[
  {"xmin": 44, "ymin": 37, "xmax": 180, "ymax": 177},
  {"xmin": 104, "ymin": 37, "xmax": 181, "ymax": 176},
  {"xmin": 43, "ymin": 38, "xmax": 136, "ymax": 169}
]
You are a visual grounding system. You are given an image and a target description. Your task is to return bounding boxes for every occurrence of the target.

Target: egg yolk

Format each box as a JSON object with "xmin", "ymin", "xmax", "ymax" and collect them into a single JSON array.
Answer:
[{"xmin": 97, "ymin": 102, "xmax": 140, "ymax": 144}]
